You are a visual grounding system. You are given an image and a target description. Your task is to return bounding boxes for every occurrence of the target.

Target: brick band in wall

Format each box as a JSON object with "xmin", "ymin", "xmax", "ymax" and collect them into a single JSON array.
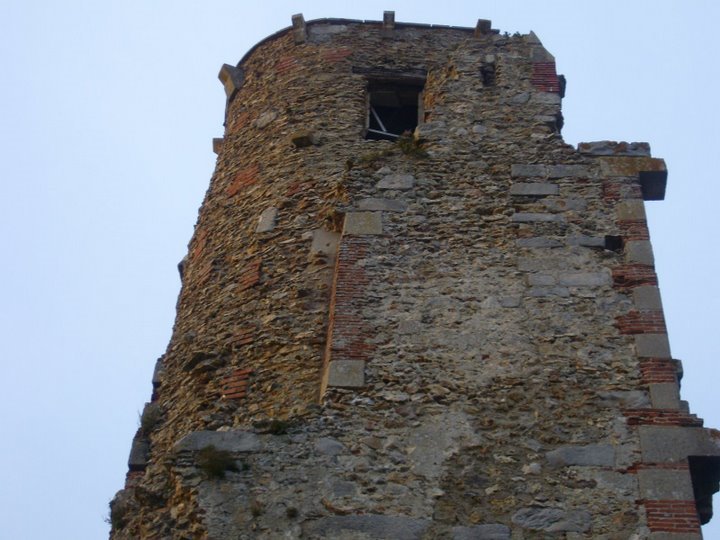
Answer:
[
  {"xmin": 640, "ymin": 359, "xmax": 679, "ymax": 384},
  {"xmin": 530, "ymin": 62, "xmax": 560, "ymax": 93},
  {"xmin": 624, "ymin": 409, "xmax": 703, "ymax": 428},
  {"xmin": 618, "ymin": 219, "xmax": 650, "ymax": 241},
  {"xmin": 615, "ymin": 310, "xmax": 666, "ymax": 334},
  {"xmin": 612, "ymin": 264, "xmax": 658, "ymax": 288},
  {"xmin": 644, "ymin": 500, "xmax": 702, "ymax": 533}
]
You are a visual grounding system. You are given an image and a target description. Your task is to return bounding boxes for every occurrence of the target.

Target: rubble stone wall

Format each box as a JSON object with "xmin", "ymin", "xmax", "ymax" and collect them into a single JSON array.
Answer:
[{"xmin": 111, "ymin": 15, "xmax": 719, "ymax": 540}]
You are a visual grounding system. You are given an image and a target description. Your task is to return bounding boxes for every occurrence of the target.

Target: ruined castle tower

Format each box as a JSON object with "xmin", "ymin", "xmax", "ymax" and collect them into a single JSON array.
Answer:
[{"xmin": 111, "ymin": 13, "xmax": 720, "ymax": 539}]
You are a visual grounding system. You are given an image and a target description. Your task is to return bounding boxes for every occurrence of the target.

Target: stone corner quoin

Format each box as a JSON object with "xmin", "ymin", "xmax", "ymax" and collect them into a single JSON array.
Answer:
[{"xmin": 109, "ymin": 12, "xmax": 719, "ymax": 540}]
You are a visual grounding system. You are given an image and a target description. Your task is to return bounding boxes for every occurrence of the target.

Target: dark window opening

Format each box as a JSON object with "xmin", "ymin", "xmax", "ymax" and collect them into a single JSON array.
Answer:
[
  {"xmin": 689, "ymin": 456, "xmax": 720, "ymax": 525},
  {"xmin": 604, "ymin": 235, "xmax": 624, "ymax": 253},
  {"xmin": 366, "ymin": 81, "xmax": 423, "ymax": 141}
]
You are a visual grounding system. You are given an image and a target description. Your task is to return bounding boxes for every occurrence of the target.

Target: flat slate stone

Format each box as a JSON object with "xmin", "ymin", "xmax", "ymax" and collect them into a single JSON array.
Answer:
[
  {"xmin": 512, "ymin": 507, "xmax": 591, "ymax": 532},
  {"xmin": 578, "ymin": 141, "xmax": 651, "ymax": 157},
  {"xmin": 256, "ymin": 206, "xmax": 278, "ymax": 233},
  {"xmin": 516, "ymin": 237, "xmax": 562, "ymax": 248},
  {"xmin": 173, "ymin": 430, "xmax": 261, "ymax": 453},
  {"xmin": 358, "ymin": 197, "xmax": 407, "ymax": 212},
  {"xmin": 452, "ymin": 524, "xmax": 510, "ymax": 539},
  {"xmin": 304, "ymin": 515, "xmax": 430, "ymax": 540},
  {"xmin": 344, "ymin": 211, "xmax": 382, "ymax": 235},
  {"xmin": 511, "ymin": 164, "xmax": 547, "ymax": 177},
  {"xmin": 510, "ymin": 182, "xmax": 558, "ymax": 196}
]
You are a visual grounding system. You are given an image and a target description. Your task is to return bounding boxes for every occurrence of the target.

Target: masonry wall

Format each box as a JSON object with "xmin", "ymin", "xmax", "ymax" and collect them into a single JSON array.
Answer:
[{"xmin": 111, "ymin": 16, "xmax": 720, "ymax": 540}]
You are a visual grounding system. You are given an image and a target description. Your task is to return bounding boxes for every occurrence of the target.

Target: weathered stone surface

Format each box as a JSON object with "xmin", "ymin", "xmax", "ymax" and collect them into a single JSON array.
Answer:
[
  {"xmin": 578, "ymin": 141, "xmax": 651, "ymax": 157},
  {"xmin": 256, "ymin": 206, "xmax": 278, "ymax": 233},
  {"xmin": 303, "ymin": 515, "xmax": 430, "ymax": 539},
  {"xmin": 290, "ymin": 130, "xmax": 317, "ymax": 147},
  {"xmin": 511, "ymin": 164, "xmax": 547, "ymax": 177},
  {"xmin": 343, "ymin": 211, "xmax": 382, "ymax": 235},
  {"xmin": 547, "ymin": 164, "xmax": 589, "ymax": 178},
  {"xmin": 326, "ymin": 360, "xmax": 365, "ymax": 387},
  {"xmin": 254, "ymin": 110, "xmax": 277, "ymax": 128},
  {"xmin": 625, "ymin": 240, "xmax": 655, "ymax": 265},
  {"xmin": 635, "ymin": 334, "xmax": 671, "ymax": 358},
  {"xmin": 546, "ymin": 444, "xmax": 615, "ymax": 467},
  {"xmin": 310, "ymin": 228, "xmax": 341, "ymax": 258},
  {"xmin": 566, "ymin": 234, "xmax": 605, "ymax": 248},
  {"xmin": 511, "ymin": 212, "xmax": 564, "ymax": 223},
  {"xmin": 173, "ymin": 430, "xmax": 261, "ymax": 453},
  {"xmin": 358, "ymin": 197, "xmax": 407, "ymax": 212},
  {"xmin": 633, "ymin": 285, "xmax": 663, "ymax": 310},
  {"xmin": 649, "ymin": 382, "xmax": 680, "ymax": 409},
  {"xmin": 516, "ymin": 237, "xmax": 562, "ymax": 248},
  {"xmin": 128, "ymin": 438, "xmax": 150, "ymax": 471},
  {"xmin": 511, "ymin": 507, "xmax": 591, "ymax": 532},
  {"xmin": 639, "ymin": 426, "xmax": 720, "ymax": 462},
  {"xmin": 638, "ymin": 469, "xmax": 695, "ymax": 500},
  {"xmin": 648, "ymin": 533, "xmax": 703, "ymax": 540},
  {"xmin": 557, "ymin": 271, "xmax": 611, "ymax": 287},
  {"xmin": 509, "ymin": 182, "xmax": 558, "ymax": 196},
  {"xmin": 376, "ymin": 173, "xmax": 415, "ymax": 190},
  {"xmin": 616, "ymin": 199, "xmax": 647, "ymax": 221},
  {"xmin": 451, "ymin": 524, "xmax": 511, "ymax": 539},
  {"xmin": 314, "ymin": 437, "xmax": 347, "ymax": 456}
]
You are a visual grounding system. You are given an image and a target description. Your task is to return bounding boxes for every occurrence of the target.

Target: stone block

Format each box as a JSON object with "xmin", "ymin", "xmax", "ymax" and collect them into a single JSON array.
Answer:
[
  {"xmin": 358, "ymin": 197, "xmax": 407, "ymax": 212},
  {"xmin": 474, "ymin": 19, "xmax": 492, "ymax": 36},
  {"xmin": 547, "ymin": 164, "xmax": 589, "ymax": 178},
  {"xmin": 626, "ymin": 240, "xmax": 655, "ymax": 265},
  {"xmin": 528, "ymin": 286, "xmax": 570, "ymax": 298},
  {"xmin": 343, "ymin": 212, "xmax": 382, "ymax": 235},
  {"xmin": 529, "ymin": 93, "xmax": 562, "ymax": 105},
  {"xmin": 254, "ymin": 110, "xmax": 277, "ymax": 129},
  {"xmin": 128, "ymin": 438, "xmax": 150, "ymax": 471},
  {"xmin": 291, "ymin": 13, "xmax": 306, "ymax": 43},
  {"xmin": 511, "ymin": 507, "xmax": 591, "ymax": 532},
  {"xmin": 528, "ymin": 273, "xmax": 555, "ymax": 286},
  {"xmin": 616, "ymin": 200, "xmax": 647, "ymax": 221},
  {"xmin": 516, "ymin": 237, "xmax": 562, "ymax": 248},
  {"xmin": 377, "ymin": 173, "xmax": 415, "ymax": 190},
  {"xmin": 546, "ymin": 444, "xmax": 615, "ymax": 467},
  {"xmin": 510, "ymin": 182, "xmax": 559, "ymax": 196},
  {"xmin": 212, "ymin": 138, "xmax": 224, "ymax": 154},
  {"xmin": 290, "ymin": 130, "xmax": 317, "ymax": 147},
  {"xmin": 558, "ymin": 271, "xmax": 611, "ymax": 287},
  {"xmin": 415, "ymin": 121, "xmax": 446, "ymax": 140},
  {"xmin": 649, "ymin": 383, "xmax": 680, "ymax": 409},
  {"xmin": 598, "ymin": 156, "xmax": 666, "ymax": 177},
  {"xmin": 452, "ymin": 524, "xmax": 510, "ymax": 539},
  {"xmin": 256, "ymin": 207, "xmax": 278, "ymax": 233},
  {"xmin": 304, "ymin": 515, "xmax": 429, "ymax": 540},
  {"xmin": 217, "ymin": 64, "xmax": 244, "ymax": 99},
  {"xmin": 310, "ymin": 229, "xmax": 341, "ymax": 258},
  {"xmin": 566, "ymin": 235, "xmax": 605, "ymax": 248},
  {"xmin": 633, "ymin": 286, "xmax": 663, "ymax": 311},
  {"xmin": 173, "ymin": 430, "xmax": 261, "ymax": 453},
  {"xmin": 639, "ymin": 426, "xmax": 720, "ymax": 462},
  {"xmin": 314, "ymin": 437, "xmax": 346, "ymax": 456},
  {"xmin": 511, "ymin": 164, "xmax": 547, "ymax": 177},
  {"xmin": 638, "ymin": 468, "xmax": 694, "ymax": 500},
  {"xmin": 578, "ymin": 141, "xmax": 651, "ymax": 157},
  {"xmin": 511, "ymin": 212, "xmax": 564, "ymax": 223},
  {"xmin": 326, "ymin": 360, "xmax": 365, "ymax": 388},
  {"xmin": 635, "ymin": 334, "xmax": 671, "ymax": 358}
]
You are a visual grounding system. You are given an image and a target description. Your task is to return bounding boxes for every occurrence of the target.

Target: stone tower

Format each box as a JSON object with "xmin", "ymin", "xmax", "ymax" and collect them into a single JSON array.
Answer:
[{"xmin": 111, "ymin": 13, "xmax": 720, "ymax": 539}]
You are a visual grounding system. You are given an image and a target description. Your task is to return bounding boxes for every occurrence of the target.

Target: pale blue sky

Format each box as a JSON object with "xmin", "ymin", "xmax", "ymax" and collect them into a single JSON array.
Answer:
[{"xmin": 1, "ymin": 1, "xmax": 718, "ymax": 538}]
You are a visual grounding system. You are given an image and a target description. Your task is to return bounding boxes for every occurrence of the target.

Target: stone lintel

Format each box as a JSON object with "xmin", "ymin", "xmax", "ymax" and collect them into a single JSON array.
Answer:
[
  {"xmin": 344, "ymin": 212, "xmax": 383, "ymax": 235},
  {"xmin": 292, "ymin": 13, "xmax": 307, "ymax": 44},
  {"xmin": 326, "ymin": 360, "xmax": 365, "ymax": 388},
  {"xmin": 511, "ymin": 164, "xmax": 588, "ymax": 178},
  {"xmin": 635, "ymin": 334, "xmax": 671, "ymax": 358},
  {"xmin": 218, "ymin": 64, "xmax": 244, "ymax": 99}
]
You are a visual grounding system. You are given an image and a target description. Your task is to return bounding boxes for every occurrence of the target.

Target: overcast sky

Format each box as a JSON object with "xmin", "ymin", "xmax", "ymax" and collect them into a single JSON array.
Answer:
[{"xmin": 1, "ymin": 1, "xmax": 718, "ymax": 538}]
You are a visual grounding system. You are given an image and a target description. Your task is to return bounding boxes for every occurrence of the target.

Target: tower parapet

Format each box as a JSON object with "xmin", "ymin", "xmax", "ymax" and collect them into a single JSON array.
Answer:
[{"xmin": 111, "ymin": 13, "xmax": 720, "ymax": 539}]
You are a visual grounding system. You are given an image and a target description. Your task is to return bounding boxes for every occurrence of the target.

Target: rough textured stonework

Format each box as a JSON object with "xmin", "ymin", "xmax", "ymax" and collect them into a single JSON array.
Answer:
[{"xmin": 110, "ymin": 14, "xmax": 720, "ymax": 539}]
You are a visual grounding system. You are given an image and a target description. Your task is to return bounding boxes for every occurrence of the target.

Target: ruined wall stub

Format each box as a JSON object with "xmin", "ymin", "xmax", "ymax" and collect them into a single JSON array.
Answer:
[{"xmin": 111, "ymin": 13, "xmax": 720, "ymax": 540}]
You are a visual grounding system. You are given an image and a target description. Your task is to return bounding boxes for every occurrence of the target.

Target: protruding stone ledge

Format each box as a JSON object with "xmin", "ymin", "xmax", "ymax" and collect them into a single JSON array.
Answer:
[
  {"xmin": 212, "ymin": 138, "xmax": 224, "ymax": 154},
  {"xmin": 173, "ymin": 430, "xmax": 261, "ymax": 453},
  {"xmin": 474, "ymin": 19, "xmax": 492, "ymax": 37},
  {"xmin": 578, "ymin": 141, "xmax": 651, "ymax": 157},
  {"xmin": 218, "ymin": 64, "xmax": 244, "ymax": 100},
  {"xmin": 596, "ymin": 156, "xmax": 667, "ymax": 201},
  {"xmin": 128, "ymin": 438, "xmax": 150, "ymax": 471}
]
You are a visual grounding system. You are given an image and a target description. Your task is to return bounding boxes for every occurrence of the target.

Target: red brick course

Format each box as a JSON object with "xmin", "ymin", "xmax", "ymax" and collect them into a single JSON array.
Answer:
[
  {"xmin": 612, "ymin": 264, "xmax": 658, "ymax": 288},
  {"xmin": 221, "ymin": 368, "xmax": 253, "ymax": 400},
  {"xmin": 321, "ymin": 47, "xmax": 353, "ymax": 63},
  {"xmin": 618, "ymin": 219, "xmax": 650, "ymax": 241},
  {"xmin": 644, "ymin": 500, "xmax": 701, "ymax": 533},
  {"xmin": 615, "ymin": 310, "xmax": 666, "ymax": 334},
  {"xmin": 624, "ymin": 409, "xmax": 703, "ymax": 428},
  {"xmin": 530, "ymin": 62, "xmax": 561, "ymax": 93},
  {"xmin": 640, "ymin": 358, "xmax": 679, "ymax": 384},
  {"xmin": 227, "ymin": 165, "xmax": 260, "ymax": 197}
]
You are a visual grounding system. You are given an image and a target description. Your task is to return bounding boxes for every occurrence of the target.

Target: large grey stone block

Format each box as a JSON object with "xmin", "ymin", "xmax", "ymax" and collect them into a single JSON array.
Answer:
[
  {"xmin": 509, "ymin": 182, "xmax": 558, "ymax": 196},
  {"xmin": 310, "ymin": 228, "xmax": 341, "ymax": 258},
  {"xmin": 511, "ymin": 507, "xmax": 591, "ymax": 532},
  {"xmin": 547, "ymin": 164, "xmax": 589, "ymax": 178},
  {"xmin": 326, "ymin": 360, "xmax": 365, "ymax": 388},
  {"xmin": 639, "ymin": 426, "xmax": 720, "ymax": 462},
  {"xmin": 635, "ymin": 334, "xmax": 671, "ymax": 358},
  {"xmin": 626, "ymin": 240, "xmax": 655, "ymax": 265},
  {"xmin": 452, "ymin": 524, "xmax": 510, "ymax": 539},
  {"xmin": 304, "ymin": 515, "xmax": 430, "ymax": 540},
  {"xmin": 377, "ymin": 173, "xmax": 415, "ymax": 190},
  {"xmin": 511, "ymin": 164, "xmax": 547, "ymax": 177},
  {"xmin": 173, "ymin": 430, "xmax": 261, "ymax": 453},
  {"xmin": 343, "ymin": 212, "xmax": 382, "ymax": 235},
  {"xmin": 516, "ymin": 237, "xmax": 562, "ymax": 248},
  {"xmin": 558, "ymin": 271, "xmax": 611, "ymax": 287},
  {"xmin": 511, "ymin": 212, "xmax": 564, "ymax": 223},
  {"xmin": 546, "ymin": 444, "xmax": 615, "ymax": 467},
  {"xmin": 616, "ymin": 200, "xmax": 647, "ymax": 221},
  {"xmin": 633, "ymin": 286, "xmax": 663, "ymax": 311},
  {"xmin": 128, "ymin": 438, "xmax": 150, "ymax": 471},
  {"xmin": 256, "ymin": 206, "xmax": 278, "ymax": 233},
  {"xmin": 358, "ymin": 197, "xmax": 407, "ymax": 212},
  {"xmin": 638, "ymin": 468, "xmax": 694, "ymax": 500},
  {"xmin": 649, "ymin": 383, "xmax": 680, "ymax": 409}
]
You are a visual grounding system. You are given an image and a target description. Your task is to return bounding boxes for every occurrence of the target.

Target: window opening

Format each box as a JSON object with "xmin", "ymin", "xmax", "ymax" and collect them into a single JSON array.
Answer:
[{"xmin": 365, "ymin": 80, "xmax": 424, "ymax": 141}]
